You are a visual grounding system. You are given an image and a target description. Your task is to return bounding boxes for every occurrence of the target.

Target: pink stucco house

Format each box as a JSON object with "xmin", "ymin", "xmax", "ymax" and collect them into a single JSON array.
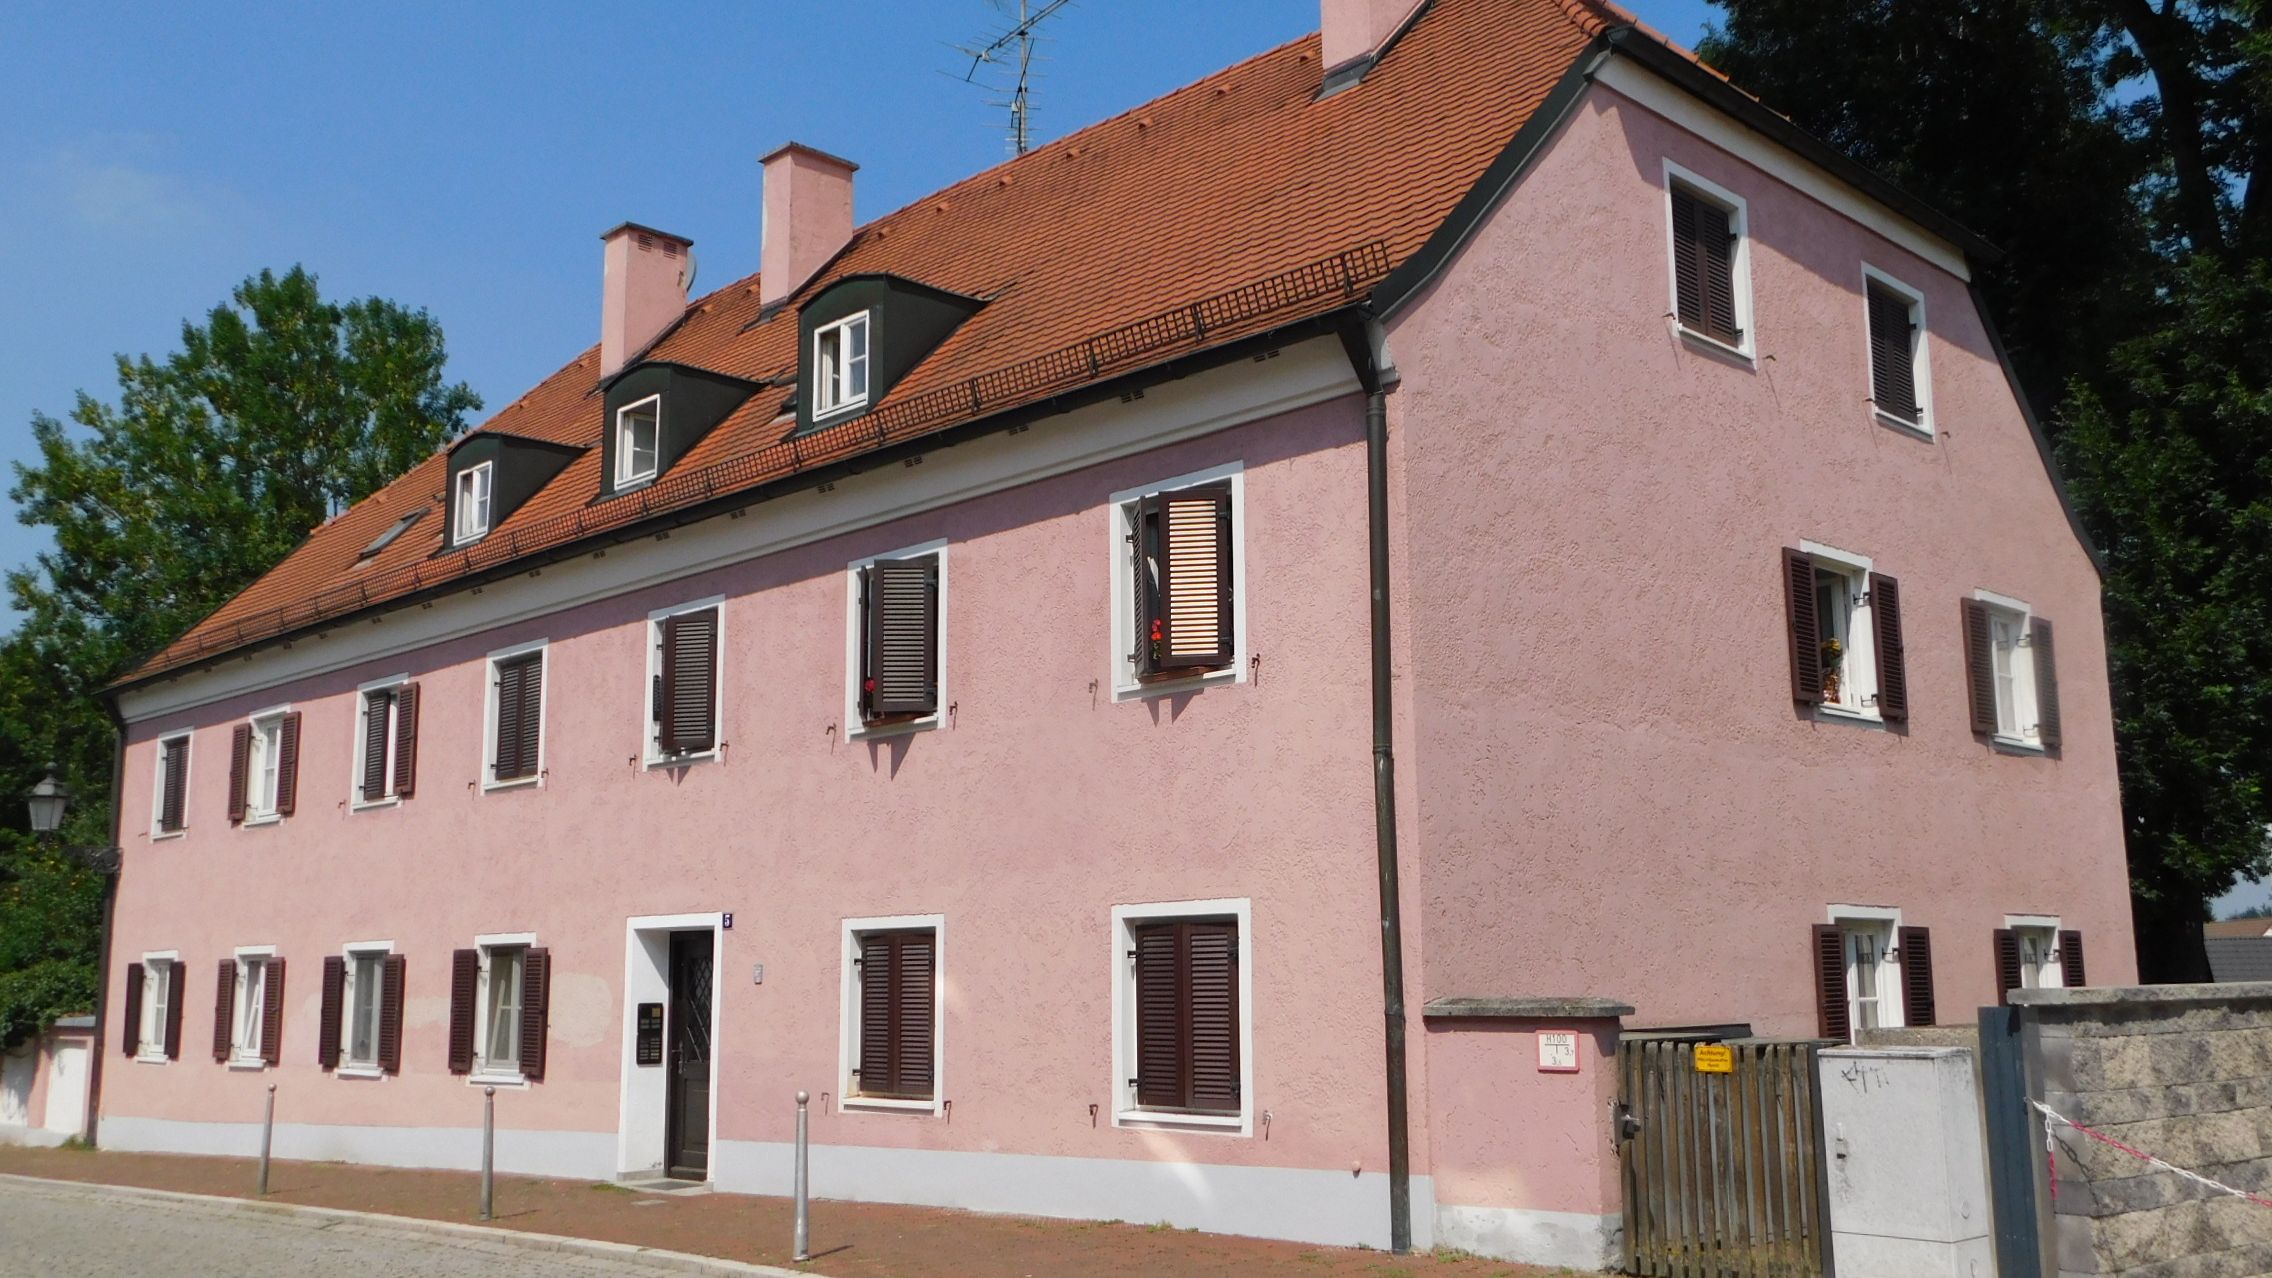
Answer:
[{"xmin": 93, "ymin": 0, "xmax": 2131, "ymax": 1267}]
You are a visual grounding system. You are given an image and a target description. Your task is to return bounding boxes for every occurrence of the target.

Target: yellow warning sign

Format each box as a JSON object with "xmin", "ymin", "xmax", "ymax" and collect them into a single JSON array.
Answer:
[{"xmin": 1693, "ymin": 1044, "xmax": 1734, "ymax": 1074}]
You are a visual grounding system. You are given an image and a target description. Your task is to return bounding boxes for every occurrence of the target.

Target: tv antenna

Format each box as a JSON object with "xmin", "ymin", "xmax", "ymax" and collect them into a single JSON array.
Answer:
[{"xmin": 954, "ymin": 0, "xmax": 1077, "ymax": 156}]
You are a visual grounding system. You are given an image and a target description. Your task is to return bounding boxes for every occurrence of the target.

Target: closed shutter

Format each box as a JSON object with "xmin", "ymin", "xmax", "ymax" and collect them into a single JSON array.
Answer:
[
  {"xmin": 1813, "ymin": 925, "xmax": 1849, "ymax": 1041},
  {"xmin": 1154, "ymin": 486, "xmax": 1234, "ymax": 671},
  {"xmin": 853, "ymin": 931, "xmax": 936, "ymax": 1100},
  {"xmin": 1870, "ymin": 572, "xmax": 1909, "ymax": 721},
  {"xmin": 857, "ymin": 933, "xmax": 895, "ymax": 1095},
  {"xmin": 260, "ymin": 959, "xmax": 286, "ymax": 1066},
  {"xmin": 1672, "ymin": 186, "xmax": 1741, "ymax": 345},
  {"xmin": 213, "ymin": 960, "xmax": 236, "ymax": 1061},
  {"xmin": 1962, "ymin": 599, "xmax": 1999, "ymax": 734},
  {"xmin": 862, "ymin": 559, "xmax": 940, "ymax": 719},
  {"xmin": 1132, "ymin": 920, "xmax": 1240, "ymax": 1113},
  {"xmin": 159, "ymin": 740, "xmax": 188, "ymax": 832},
  {"xmin": 1867, "ymin": 283, "xmax": 1920, "ymax": 423},
  {"xmin": 361, "ymin": 690, "xmax": 394, "ymax": 800},
  {"xmin": 493, "ymin": 655, "xmax": 543, "ymax": 781},
  {"xmin": 227, "ymin": 724, "xmax": 252, "ymax": 824},
  {"xmin": 2033, "ymin": 618, "xmax": 2062, "ymax": 749},
  {"xmin": 1784, "ymin": 548, "xmax": 1823, "ymax": 704},
  {"xmin": 658, "ymin": 609, "xmax": 719, "ymax": 753},
  {"xmin": 1993, "ymin": 929, "xmax": 2023, "ymax": 1005},
  {"xmin": 319, "ymin": 956, "xmax": 345, "ymax": 1070},
  {"xmin": 164, "ymin": 964, "xmax": 185, "ymax": 1060},
  {"xmin": 379, "ymin": 955, "xmax": 406, "ymax": 1074},
  {"xmin": 2061, "ymin": 931, "xmax": 2087, "ymax": 987},
  {"xmin": 448, "ymin": 949, "xmax": 478, "ymax": 1074},
  {"xmin": 1898, "ymin": 926, "xmax": 1935, "ymax": 1028},
  {"xmin": 1132, "ymin": 924, "xmax": 1185, "ymax": 1109},
  {"xmin": 1187, "ymin": 921, "xmax": 1240, "ymax": 1112},
  {"xmin": 393, "ymin": 683, "xmax": 420, "ymax": 799},
  {"xmin": 519, "ymin": 947, "xmax": 551, "ymax": 1082},
  {"xmin": 275, "ymin": 712, "xmax": 302, "ymax": 817},
  {"xmin": 121, "ymin": 963, "xmax": 144, "ymax": 1057}
]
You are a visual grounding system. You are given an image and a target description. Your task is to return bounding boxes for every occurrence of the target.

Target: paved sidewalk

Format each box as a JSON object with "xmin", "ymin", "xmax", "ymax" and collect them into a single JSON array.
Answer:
[{"xmin": 0, "ymin": 1148, "xmax": 1574, "ymax": 1277}]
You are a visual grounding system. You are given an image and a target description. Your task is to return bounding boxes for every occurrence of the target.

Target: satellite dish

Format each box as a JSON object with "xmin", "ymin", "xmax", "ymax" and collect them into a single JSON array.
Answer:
[{"xmin": 680, "ymin": 248, "xmax": 699, "ymax": 297}]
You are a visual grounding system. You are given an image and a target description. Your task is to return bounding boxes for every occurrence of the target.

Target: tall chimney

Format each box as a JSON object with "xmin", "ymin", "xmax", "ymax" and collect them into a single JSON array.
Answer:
[
  {"xmin": 600, "ymin": 223, "xmax": 694, "ymax": 379},
  {"xmin": 1320, "ymin": 0, "xmax": 1427, "ymax": 77},
  {"xmin": 760, "ymin": 143, "xmax": 857, "ymax": 312}
]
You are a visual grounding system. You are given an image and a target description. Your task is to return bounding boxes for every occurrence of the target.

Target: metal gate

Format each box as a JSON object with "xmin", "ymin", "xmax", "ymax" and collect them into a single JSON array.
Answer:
[{"xmin": 1617, "ymin": 1038, "xmax": 1834, "ymax": 1277}]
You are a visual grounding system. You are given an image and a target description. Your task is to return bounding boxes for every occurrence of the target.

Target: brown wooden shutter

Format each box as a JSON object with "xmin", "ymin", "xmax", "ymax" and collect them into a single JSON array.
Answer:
[
  {"xmin": 159, "ymin": 739, "xmax": 188, "ymax": 832},
  {"xmin": 1132, "ymin": 923, "xmax": 1184, "ymax": 1108},
  {"xmin": 856, "ymin": 933, "xmax": 894, "ymax": 1095},
  {"xmin": 318, "ymin": 956, "xmax": 345, "ymax": 1070},
  {"xmin": 379, "ymin": 954, "xmax": 405, "ymax": 1074},
  {"xmin": 121, "ymin": 963, "xmax": 144, "ymax": 1057},
  {"xmin": 260, "ymin": 959, "xmax": 286, "ymax": 1065},
  {"xmin": 494, "ymin": 655, "xmax": 542, "ymax": 781},
  {"xmin": 1671, "ymin": 186, "xmax": 1705, "ymax": 333},
  {"xmin": 275, "ymin": 712, "xmax": 302, "ymax": 817},
  {"xmin": 2061, "ymin": 931, "xmax": 2087, "ymax": 987},
  {"xmin": 519, "ymin": 947, "xmax": 551, "ymax": 1082},
  {"xmin": 2033, "ymin": 618, "xmax": 2062, "ymax": 749},
  {"xmin": 863, "ymin": 559, "xmax": 940, "ymax": 719},
  {"xmin": 1133, "ymin": 497, "xmax": 1162, "ymax": 673},
  {"xmin": 1962, "ymin": 599, "xmax": 1999, "ymax": 734},
  {"xmin": 1813, "ymin": 925, "xmax": 1849, "ymax": 1041},
  {"xmin": 516, "ymin": 659, "xmax": 544, "ymax": 778},
  {"xmin": 1783, "ymin": 548, "xmax": 1823, "ymax": 704},
  {"xmin": 1187, "ymin": 921, "xmax": 1240, "ymax": 1112},
  {"xmin": 1898, "ymin": 926, "xmax": 1935, "ymax": 1028},
  {"xmin": 227, "ymin": 724, "xmax": 252, "ymax": 823},
  {"xmin": 1699, "ymin": 202, "xmax": 1740, "ymax": 343},
  {"xmin": 213, "ymin": 959, "xmax": 236, "ymax": 1061},
  {"xmin": 1993, "ymin": 929, "xmax": 2023, "ymax": 1005},
  {"xmin": 393, "ymin": 683, "xmax": 420, "ymax": 798},
  {"xmin": 361, "ymin": 690, "xmax": 393, "ymax": 801},
  {"xmin": 1155, "ymin": 486, "xmax": 1233, "ymax": 671},
  {"xmin": 1866, "ymin": 283, "xmax": 1920, "ymax": 423},
  {"xmin": 1130, "ymin": 920, "xmax": 1240, "ymax": 1113},
  {"xmin": 659, "ymin": 609, "xmax": 719, "ymax": 753},
  {"xmin": 164, "ymin": 963, "xmax": 185, "ymax": 1059},
  {"xmin": 1870, "ymin": 572, "xmax": 1909, "ymax": 721},
  {"xmin": 895, "ymin": 932, "xmax": 936, "ymax": 1099},
  {"xmin": 448, "ymin": 949, "xmax": 478, "ymax": 1074}
]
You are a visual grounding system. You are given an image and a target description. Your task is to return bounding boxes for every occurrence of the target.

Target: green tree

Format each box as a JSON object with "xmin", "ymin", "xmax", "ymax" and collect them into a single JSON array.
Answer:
[{"xmin": 0, "ymin": 266, "xmax": 477, "ymax": 1046}]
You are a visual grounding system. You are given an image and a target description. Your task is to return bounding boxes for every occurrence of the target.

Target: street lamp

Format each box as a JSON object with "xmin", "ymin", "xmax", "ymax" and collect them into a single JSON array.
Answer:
[{"xmin": 27, "ymin": 765, "xmax": 68, "ymax": 835}]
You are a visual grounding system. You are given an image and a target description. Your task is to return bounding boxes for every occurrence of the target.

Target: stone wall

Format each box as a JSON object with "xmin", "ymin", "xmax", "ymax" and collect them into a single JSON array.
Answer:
[{"xmin": 2016, "ymin": 983, "xmax": 2272, "ymax": 1278}]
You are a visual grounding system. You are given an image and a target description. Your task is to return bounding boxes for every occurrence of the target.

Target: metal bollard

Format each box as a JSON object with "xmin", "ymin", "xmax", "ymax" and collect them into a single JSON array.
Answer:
[
  {"xmin": 792, "ymin": 1090, "xmax": 811, "ymax": 1262},
  {"xmin": 480, "ymin": 1086, "xmax": 496, "ymax": 1221},
  {"xmin": 257, "ymin": 1084, "xmax": 276, "ymax": 1196}
]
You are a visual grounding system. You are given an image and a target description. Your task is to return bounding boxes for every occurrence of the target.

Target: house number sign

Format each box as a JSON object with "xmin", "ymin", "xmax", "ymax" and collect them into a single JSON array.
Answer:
[
  {"xmin": 1536, "ymin": 1030, "xmax": 1580, "ymax": 1073},
  {"xmin": 636, "ymin": 1002, "xmax": 665, "ymax": 1066}
]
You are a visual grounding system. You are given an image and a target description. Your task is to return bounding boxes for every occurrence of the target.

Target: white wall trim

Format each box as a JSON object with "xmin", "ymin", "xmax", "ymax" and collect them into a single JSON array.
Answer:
[
  {"xmin": 838, "ymin": 913, "xmax": 947, "ymax": 1116},
  {"xmin": 842, "ymin": 539, "xmax": 950, "ymax": 740},
  {"xmin": 147, "ymin": 729, "xmax": 193, "ymax": 841},
  {"xmin": 1826, "ymin": 904, "xmax": 1905, "ymax": 1032},
  {"xmin": 1860, "ymin": 263, "xmax": 1935, "ymax": 438},
  {"xmin": 100, "ymin": 1115, "xmax": 617, "ymax": 1180},
  {"xmin": 615, "ymin": 912, "xmax": 725, "ymax": 1181},
  {"xmin": 1660, "ymin": 159, "xmax": 1756, "ymax": 361},
  {"xmin": 348, "ymin": 673, "xmax": 410, "ymax": 811},
  {"xmin": 643, "ymin": 594, "xmax": 728, "ymax": 767},
  {"xmin": 1105, "ymin": 461, "xmax": 1248, "ymax": 701},
  {"xmin": 481, "ymin": 639, "xmax": 549, "ymax": 792},
  {"xmin": 1108, "ymin": 897, "xmax": 1255, "ymax": 1136}
]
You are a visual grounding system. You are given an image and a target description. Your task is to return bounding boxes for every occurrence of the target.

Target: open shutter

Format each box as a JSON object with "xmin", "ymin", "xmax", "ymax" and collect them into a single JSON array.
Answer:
[
  {"xmin": 361, "ymin": 690, "xmax": 393, "ymax": 800},
  {"xmin": 864, "ymin": 559, "xmax": 940, "ymax": 719},
  {"xmin": 1671, "ymin": 186, "xmax": 1705, "ymax": 333},
  {"xmin": 448, "ymin": 949, "xmax": 478, "ymax": 1074},
  {"xmin": 1898, "ymin": 926, "xmax": 1936, "ymax": 1027},
  {"xmin": 1867, "ymin": 284, "xmax": 1920, "ymax": 423},
  {"xmin": 1993, "ymin": 929, "xmax": 2023, "ymax": 1005},
  {"xmin": 895, "ymin": 932, "xmax": 936, "ymax": 1100},
  {"xmin": 2061, "ymin": 931, "xmax": 2087, "ymax": 987},
  {"xmin": 2033, "ymin": 618, "xmax": 2062, "ymax": 749},
  {"xmin": 213, "ymin": 960, "xmax": 236, "ymax": 1061},
  {"xmin": 1133, "ymin": 497, "xmax": 1162, "ymax": 673},
  {"xmin": 164, "ymin": 964, "xmax": 185, "ymax": 1059},
  {"xmin": 227, "ymin": 724, "xmax": 251, "ymax": 823},
  {"xmin": 260, "ymin": 959, "xmax": 285, "ymax": 1065},
  {"xmin": 519, "ymin": 947, "xmax": 551, "ymax": 1082},
  {"xmin": 275, "ymin": 712, "xmax": 302, "ymax": 817},
  {"xmin": 393, "ymin": 683, "xmax": 420, "ymax": 799},
  {"xmin": 1784, "ymin": 549, "xmax": 1823, "ymax": 704},
  {"xmin": 1187, "ymin": 921, "xmax": 1241, "ymax": 1113},
  {"xmin": 159, "ymin": 741, "xmax": 188, "ymax": 832},
  {"xmin": 318, "ymin": 956, "xmax": 345, "ymax": 1070},
  {"xmin": 660, "ymin": 609, "xmax": 719, "ymax": 753},
  {"xmin": 856, "ymin": 934, "xmax": 894, "ymax": 1095},
  {"xmin": 121, "ymin": 963, "xmax": 144, "ymax": 1057},
  {"xmin": 1870, "ymin": 572, "xmax": 1909, "ymax": 721},
  {"xmin": 1813, "ymin": 925, "xmax": 1849, "ymax": 1041},
  {"xmin": 492, "ymin": 660, "xmax": 523, "ymax": 781},
  {"xmin": 1132, "ymin": 923, "xmax": 1184, "ymax": 1109},
  {"xmin": 516, "ymin": 659, "xmax": 544, "ymax": 779},
  {"xmin": 379, "ymin": 955, "xmax": 405, "ymax": 1074},
  {"xmin": 1154, "ymin": 486, "xmax": 1234, "ymax": 671},
  {"xmin": 1699, "ymin": 201, "xmax": 1740, "ymax": 343},
  {"xmin": 1962, "ymin": 600, "xmax": 1999, "ymax": 734}
]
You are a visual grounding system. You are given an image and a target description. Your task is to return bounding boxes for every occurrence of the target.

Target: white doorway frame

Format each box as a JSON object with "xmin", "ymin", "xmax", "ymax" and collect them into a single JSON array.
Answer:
[{"xmin": 617, "ymin": 912, "xmax": 725, "ymax": 1181}]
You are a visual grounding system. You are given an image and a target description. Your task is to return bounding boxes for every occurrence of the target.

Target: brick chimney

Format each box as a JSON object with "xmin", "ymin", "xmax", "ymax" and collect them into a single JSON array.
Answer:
[
  {"xmin": 760, "ymin": 143, "xmax": 857, "ymax": 311},
  {"xmin": 1320, "ymin": 0, "xmax": 1427, "ymax": 77},
  {"xmin": 600, "ymin": 223, "xmax": 695, "ymax": 379}
]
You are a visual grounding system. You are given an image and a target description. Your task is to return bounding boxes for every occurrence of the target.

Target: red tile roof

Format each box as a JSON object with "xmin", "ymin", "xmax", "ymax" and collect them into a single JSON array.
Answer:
[{"xmin": 126, "ymin": 0, "xmax": 1640, "ymax": 686}]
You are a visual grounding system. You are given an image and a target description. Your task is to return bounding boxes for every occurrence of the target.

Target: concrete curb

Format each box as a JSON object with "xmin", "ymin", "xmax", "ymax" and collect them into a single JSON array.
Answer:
[{"xmin": 0, "ymin": 1172, "xmax": 812, "ymax": 1277}]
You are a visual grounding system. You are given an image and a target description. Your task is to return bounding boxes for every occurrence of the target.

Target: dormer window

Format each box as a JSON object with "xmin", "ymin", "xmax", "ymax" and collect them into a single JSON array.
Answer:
[
  {"xmin": 454, "ymin": 462, "xmax": 493, "ymax": 544},
  {"xmin": 813, "ymin": 312, "xmax": 871, "ymax": 419},
  {"xmin": 615, "ymin": 395, "xmax": 661, "ymax": 487},
  {"xmin": 357, "ymin": 509, "xmax": 425, "ymax": 563}
]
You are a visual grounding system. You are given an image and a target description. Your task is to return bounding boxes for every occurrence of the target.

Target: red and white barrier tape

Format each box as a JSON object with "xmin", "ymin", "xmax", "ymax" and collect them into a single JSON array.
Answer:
[{"xmin": 2029, "ymin": 1098, "xmax": 2272, "ymax": 1209}]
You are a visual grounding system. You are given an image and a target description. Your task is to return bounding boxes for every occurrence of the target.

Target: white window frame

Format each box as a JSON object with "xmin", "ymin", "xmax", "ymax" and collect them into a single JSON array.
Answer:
[
  {"xmin": 1662, "ymin": 160, "xmax": 1756, "ymax": 362},
  {"xmin": 843, "ymin": 539, "xmax": 949, "ymax": 739},
  {"xmin": 1975, "ymin": 589, "xmax": 2043, "ymax": 751},
  {"xmin": 1106, "ymin": 461, "xmax": 1248, "ymax": 701},
  {"xmin": 812, "ymin": 311, "xmax": 872, "ymax": 420},
  {"xmin": 1826, "ymin": 905, "xmax": 1905, "ymax": 1038},
  {"xmin": 350, "ymin": 674, "xmax": 409, "ymax": 810},
  {"xmin": 136, "ymin": 951, "xmax": 179, "ymax": 1063},
  {"xmin": 453, "ymin": 461, "xmax": 494, "ymax": 545},
  {"xmin": 241, "ymin": 704, "xmax": 292, "ymax": 825},
  {"xmin": 481, "ymin": 639, "xmax": 548, "ymax": 791},
  {"xmin": 1860, "ymin": 264, "xmax": 1934, "ymax": 438},
  {"xmin": 837, "ymin": 913, "xmax": 948, "ymax": 1115},
  {"xmin": 2006, "ymin": 914, "xmax": 2065, "ymax": 990},
  {"xmin": 472, "ymin": 932, "xmax": 536, "ymax": 1087},
  {"xmin": 230, "ymin": 946, "xmax": 277, "ymax": 1069},
  {"xmin": 1108, "ymin": 897, "xmax": 1255, "ymax": 1136},
  {"xmin": 149, "ymin": 731, "xmax": 192, "ymax": 840},
  {"xmin": 1802, "ymin": 541, "xmax": 1881, "ymax": 724},
  {"xmin": 339, "ymin": 940, "xmax": 395, "ymax": 1078},
  {"xmin": 644, "ymin": 597, "xmax": 727, "ymax": 767},
  {"xmin": 615, "ymin": 394, "xmax": 663, "ymax": 488}
]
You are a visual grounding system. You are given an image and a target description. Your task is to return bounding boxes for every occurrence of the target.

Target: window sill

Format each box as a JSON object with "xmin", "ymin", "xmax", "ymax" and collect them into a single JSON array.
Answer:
[
  {"xmin": 1992, "ymin": 735, "xmax": 2048, "ymax": 756},
  {"xmin": 482, "ymin": 775, "xmax": 541, "ymax": 794},
  {"xmin": 1115, "ymin": 666, "xmax": 1238, "ymax": 703},
  {"xmin": 336, "ymin": 1064, "xmax": 385, "ymax": 1080},
  {"xmin": 643, "ymin": 748, "xmax": 720, "ymax": 771},
  {"xmin": 350, "ymin": 796, "xmax": 401, "ymax": 813},
  {"xmin": 1114, "ymin": 1108, "xmax": 1247, "ymax": 1135},
  {"xmin": 847, "ymin": 714, "xmax": 940, "ymax": 741},
  {"xmin": 227, "ymin": 1058, "xmax": 269, "ymax": 1072},
  {"xmin": 1872, "ymin": 407, "xmax": 1934, "ymax": 441},
  {"xmin": 1812, "ymin": 703, "xmax": 1887, "ymax": 729},
  {"xmin": 150, "ymin": 829, "xmax": 186, "ymax": 842},
  {"xmin": 614, "ymin": 474, "xmax": 658, "ymax": 495},
  {"xmin": 453, "ymin": 533, "xmax": 489, "ymax": 548},
  {"xmin": 241, "ymin": 813, "xmax": 281, "ymax": 829},
  {"xmin": 842, "ymin": 1095, "xmax": 940, "ymax": 1114},
  {"xmin": 813, "ymin": 400, "xmax": 869, "ymax": 424},
  {"xmin": 1676, "ymin": 325, "xmax": 1755, "ymax": 365},
  {"xmin": 468, "ymin": 1071, "xmax": 528, "ymax": 1089},
  {"xmin": 134, "ymin": 1051, "xmax": 170, "ymax": 1066}
]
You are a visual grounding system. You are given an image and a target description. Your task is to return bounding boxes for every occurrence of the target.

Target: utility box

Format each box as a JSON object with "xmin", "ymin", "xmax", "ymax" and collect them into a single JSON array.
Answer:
[{"xmin": 1816, "ymin": 1046, "xmax": 1992, "ymax": 1278}]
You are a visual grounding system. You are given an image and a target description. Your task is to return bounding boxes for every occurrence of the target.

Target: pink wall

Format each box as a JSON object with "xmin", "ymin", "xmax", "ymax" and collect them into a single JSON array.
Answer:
[{"xmin": 1424, "ymin": 1019, "xmax": 1619, "ymax": 1214}]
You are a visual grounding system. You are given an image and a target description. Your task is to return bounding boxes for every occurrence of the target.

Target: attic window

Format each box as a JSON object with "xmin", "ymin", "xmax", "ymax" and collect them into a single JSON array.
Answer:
[
  {"xmin": 454, "ymin": 462, "xmax": 493, "ymax": 545},
  {"xmin": 358, "ymin": 509, "xmax": 426, "ymax": 562},
  {"xmin": 813, "ymin": 312, "xmax": 870, "ymax": 419},
  {"xmin": 616, "ymin": 395, "xmax": 661, "ymax": 488}
]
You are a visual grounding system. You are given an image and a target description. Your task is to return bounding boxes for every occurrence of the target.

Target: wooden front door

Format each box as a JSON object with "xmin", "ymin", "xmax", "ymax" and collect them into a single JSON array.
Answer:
[{"xmin": 664, "ymin": 931, "xmax": 713, "ymax": 1179}]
